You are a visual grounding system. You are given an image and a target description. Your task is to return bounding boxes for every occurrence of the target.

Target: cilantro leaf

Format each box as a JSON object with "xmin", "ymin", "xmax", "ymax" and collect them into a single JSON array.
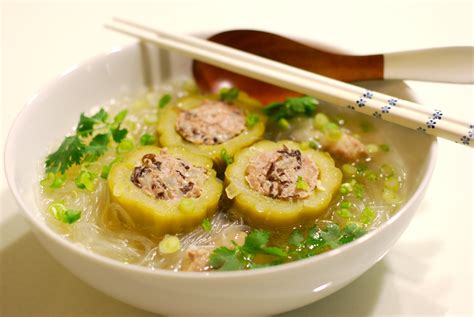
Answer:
[
  {"xmin": 84, "ymin": 133, "xmax": 109, "ymax": 162},
  {"xmin": 76, "ymin": 108, "xmax": 108, "ymax": 137},
  {"xmin": 219, "ymin": 87, "xmax": 240, "ymax": 102},
  {"xmin": 208, "ymin": 229, "xmax": 286, "ymax": 271},
  {"xmin": 111, "ymin": 127, "xmax": 128, "ymax": 143},
  {"xmin": 242, "ymin": 230, "xmax": 269, "ymax": 253},
  {"xmin": 263, "ymin": 96, "xmax": 318, "ymax": 121},
  {"xmin": 209, "ymin": 247, "xmax": 244, "ymax": 271},
  {"xmin": 91, "ymin": 108, "xmax": 108, "ymax": 122},
  {"xmin": 112, "ymin": 110, "xmax": 128, "ymax": 126},
  {"xmin": 45, "ymin": 136, "xmax": 86, "ymax": 174}
]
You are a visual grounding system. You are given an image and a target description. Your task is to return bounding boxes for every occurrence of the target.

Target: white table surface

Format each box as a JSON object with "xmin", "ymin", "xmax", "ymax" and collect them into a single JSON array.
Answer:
[{"xmin": 1, "ymin": 1, "xmax": 473, "ymax": 316}]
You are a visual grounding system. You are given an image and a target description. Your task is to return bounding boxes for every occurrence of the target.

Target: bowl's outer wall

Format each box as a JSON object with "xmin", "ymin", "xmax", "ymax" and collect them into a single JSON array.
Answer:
[{"xmin": 5, "ymin": 41, "xmax": 436, "ymax": 316}]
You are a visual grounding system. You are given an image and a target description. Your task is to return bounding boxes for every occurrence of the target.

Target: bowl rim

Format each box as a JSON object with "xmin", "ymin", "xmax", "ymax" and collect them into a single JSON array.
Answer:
[{"xmin": 4, "ymin": 40, "xmax": 438, "ymax": 280}]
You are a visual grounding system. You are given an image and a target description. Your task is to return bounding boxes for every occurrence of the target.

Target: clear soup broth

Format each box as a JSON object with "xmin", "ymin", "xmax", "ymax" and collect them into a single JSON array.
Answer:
[{"xmin": 39, "ymin": 81, "xmax": 406, "ymax": 272}]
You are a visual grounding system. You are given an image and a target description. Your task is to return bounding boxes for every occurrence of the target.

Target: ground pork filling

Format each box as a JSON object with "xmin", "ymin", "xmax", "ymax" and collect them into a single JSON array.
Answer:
[
  {"xmin": 130, "ymin": 150, "xmax": 208, "ymax": 200},
  {"xmin": 175, "ymin": 101, "xmax": 246, "ymax": 145},
  {"xmin": 245, "ymin": 146, "xmax": 319, "ymax": 199}
]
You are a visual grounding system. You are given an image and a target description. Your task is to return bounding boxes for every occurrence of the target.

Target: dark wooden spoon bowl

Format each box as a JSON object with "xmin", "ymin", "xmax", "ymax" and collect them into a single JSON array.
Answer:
[{"xmin": 193, "ymin": 30, "xmax": 383, "ymax": 104}]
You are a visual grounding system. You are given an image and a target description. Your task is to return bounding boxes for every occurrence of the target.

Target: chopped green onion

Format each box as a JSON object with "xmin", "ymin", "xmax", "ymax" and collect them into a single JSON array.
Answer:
[
  {"xmin": 353, "ymin": 183, "xmax": 365, "ymax": 199},
  {"xmin": 296, "ymin": 176, "xmax": 310, "ymax": 191},
  {"xmin": 219, "ymin": 87, "xmax": 240, "ymax": 102},
  {"xmin": 100, "ymin": 158, "xmax": 121, "ymax": 179},
  {"xmin": 340, "ymin": 182, "xmax": 353, "ymax": 195},
  {"xmin": 75, "ymin": 170, "xmax": 96, "ymax": 191},
  {"xmin": 364, "ymin": 170, "xmax": 378, "ymax": 181},
  {"xmin": 178, "ymin": 198, "xmax": 194, "ymax": 214},
  {"xmin": 336, "ymin": 208, "xmax": 353, "ymax": 219},
  {"xmin": 220, "ymin": 148, "xmax": 233, "ymax": 165},
  {"xmin": 313, "ymin": 113, "xmax": 329, "ymax": 130},
  {"xmin": 48, "ymin": 202, "xmax": 81, "ymax": 224},
  {"xmin": 117, "ymin": 139, "xmax": 134, "ymax": 154},
  {"xmin": 342, "ymin": 164, "xmax": 357, "ymax": 176},
  {"xmin": 277, "ymin": 118, "xmax": 290, "ymax": 129},
  {"xmin": 360, "ymin": 207, "xmax": 376, "ymax": 225},
  {"xmin": 382, "ymin": 188, "xmax": 400, "ymax": 204},
  {"xmin": 325, "ymin": 122, "xmax": 342, "ymax": 140},
  {"xmin": 202, "ymin": 218, "xmax": 212, "ymax": 232},
  {"xmin": 245, "ymin": 112, "xmax": 260, "ymax": 129},
  {"xmin": 41, "ymin": 172, "xmax": 66, "ymax": 189},
  {"xmin": 384, "ymin": 176, "xmax": 400, "ymax": 192},
  {"xmin": 379, "ymin": 144, "xmax": 390, "ymax": 152},
  {"xmin": 308, "ymin": 140, "xmax": 319, "ymax": 149},
  {"xmin": 159, "ymin": 234, "xmax": 181, "ymax": 254},
  {"xmin": 366, "ymin": 144, "xmax": 379, "ymax": 154},
  {"xmin": 380, "ymin": 164, "xmax": 395, "ymax": 178},
  {"xmin": 158, "ymin": 94, "xmax": 172, "ymax": 108},
  {"xmin": 140, "ymin": 133, "xmax": 156, "ymax": 145},
  {"xmin": 340, "ymin": 201, "xmax": 352, "ymax": 209},
  {"xmin": 300, "ymin": 142, "xmax": 311, "ymax": 150}
]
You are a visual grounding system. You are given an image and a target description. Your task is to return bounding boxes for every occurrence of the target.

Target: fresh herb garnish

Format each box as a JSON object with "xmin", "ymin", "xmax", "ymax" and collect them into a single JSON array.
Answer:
[
  {"xmin": 48, "ymin": 202, "xmax": 81, "ymax": 224},
  {"xmin": 76, "ymin": 109, "xmax": 108, "ymax": 137},
  {"xmin": 296, "ymin": 176, "xmax": 310, "ymax": 191},
  {"xmin": 219, "ymin": 87, "xmax": 240, "ymax": 102},
  {"xmin": 209, "ymin": 229, "xmax": 287, "ymax": 271},
  {"xmin": 40, "ymin": 172, "xmax": 66, "ymax": 189},
  {"xmin": 208, "ymin": 223, "xmax": 368, "ymax": 271},
  {"xmin": 100, "ymin": 157, "xmax": 121, "ymax": 179},
  {"xmin": 220, "ymin": 148, "xmax": 233, "ymax": 165},
  {"xmin": 140, "ymin": 133, "xmax": 156, "ymax": 145},
  {"xmin": 263, "ymin": 96, "xmax": 318, "ymax": 121},
  {"xmin": 245, "ymin": 113, "xmax": 260, "ymax": 129},
  {"xmin": 75, "ymin": 170, "xmax": 97, "ymax": 191},
  {"xmin": 277, "ymin": 118, "xmax": 290, "ymax": 129},
  {"xmin": 45, "ymin": 136, "xmax": 86, "ymax": 174},
  {"xmin": 288, "ymin": 223, "xmax": 367, "ymax": 260},
  {"xmin": 201, "ymin": 218, "xmax": 212, "ymax": 232},
  {"xmin": 84, "ymin": 133, "xmax": 110, "ymax": 162},
  {"xmin": 159, "ymin": 94, "xmax": 172, "ymax": 108},
  {"xmin": 45, "ymin": 108, "xmax": 129, "ymax": 174},
  {"xmin": 360, "ymin": 207, "xmax": 376, "ymax": 225}
]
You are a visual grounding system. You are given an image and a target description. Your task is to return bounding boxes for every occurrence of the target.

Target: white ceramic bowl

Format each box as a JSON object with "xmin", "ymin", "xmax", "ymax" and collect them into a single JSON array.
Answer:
[{"xmin": 4, "ymin": 41, "xmax": 437, "ymax": 316}]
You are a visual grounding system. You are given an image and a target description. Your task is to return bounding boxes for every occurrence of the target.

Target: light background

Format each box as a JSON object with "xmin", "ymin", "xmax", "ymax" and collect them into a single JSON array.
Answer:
[{"xmin": 1, "ymin": 0, "xmax": 473, "ymax": 316}]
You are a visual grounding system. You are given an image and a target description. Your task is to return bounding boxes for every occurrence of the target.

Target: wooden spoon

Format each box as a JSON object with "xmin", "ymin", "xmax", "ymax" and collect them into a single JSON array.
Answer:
[{"xmin": 193, "ymin": 30, "xmax": 473, "ymax": 104}]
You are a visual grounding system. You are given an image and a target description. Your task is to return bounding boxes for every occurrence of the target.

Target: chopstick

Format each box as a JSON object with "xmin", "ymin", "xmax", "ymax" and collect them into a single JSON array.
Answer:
[{"xmin": 105, "ymin": 18, "xmax": 474, "ymax": 147}]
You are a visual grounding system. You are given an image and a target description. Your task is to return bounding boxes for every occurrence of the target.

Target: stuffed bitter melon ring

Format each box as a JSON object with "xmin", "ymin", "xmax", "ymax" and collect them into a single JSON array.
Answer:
[
  {"xmin": 108, "ymin": 146, "xmax": 223, "ymax": 236},
  {"xmin": 157, "ymin": 95, "xmax": 266, "ymax": 167},
  {"xmin": 225, "ymin": 140, "xmax": 342, "ymax": 227}
]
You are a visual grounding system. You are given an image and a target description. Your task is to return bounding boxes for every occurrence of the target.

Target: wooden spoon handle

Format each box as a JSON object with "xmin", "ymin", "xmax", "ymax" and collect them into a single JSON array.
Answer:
[
  {"xmin": 206, "ymin": 30, "xmax": 384, "ymax": 82},
  {"xmin": 193, "ymin": 30, "xmax": 383, "ymax": 103}
]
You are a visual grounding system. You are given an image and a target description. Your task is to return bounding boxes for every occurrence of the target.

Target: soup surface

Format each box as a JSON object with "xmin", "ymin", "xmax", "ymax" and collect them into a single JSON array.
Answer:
[{"xmin": 39, "ymin": 81, "xmax": 406, "ymax": 272}]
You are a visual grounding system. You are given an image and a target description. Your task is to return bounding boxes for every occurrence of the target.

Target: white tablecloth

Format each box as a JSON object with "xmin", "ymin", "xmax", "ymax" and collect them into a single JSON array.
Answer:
[{"xmin": 1, "ymin": 1, "xmax": 472, "ymax": 316}]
